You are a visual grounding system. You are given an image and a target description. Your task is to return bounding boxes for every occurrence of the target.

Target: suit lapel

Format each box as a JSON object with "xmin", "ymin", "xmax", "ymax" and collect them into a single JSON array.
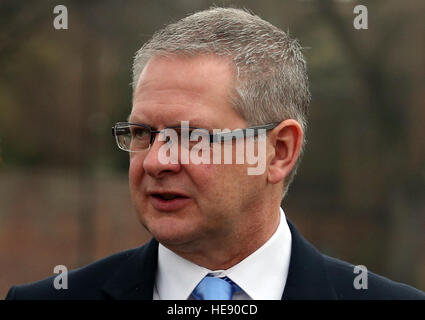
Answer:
[
  {"xmin": 102, "ymin": 238, "xmax": 159, "ymax": 300},
  {"xmin": 282, "ymin": 219, "xmax": 337, "ymax": 300},
  {"xmin": 101, "ymin": 219, "xmax": 337, "ymax": 300}
]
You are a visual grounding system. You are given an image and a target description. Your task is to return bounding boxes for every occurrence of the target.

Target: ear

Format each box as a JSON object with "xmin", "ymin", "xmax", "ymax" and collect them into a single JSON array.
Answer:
[{"xmin": 267, "ymin": 119, "xmax": 303, "ymax": 185}]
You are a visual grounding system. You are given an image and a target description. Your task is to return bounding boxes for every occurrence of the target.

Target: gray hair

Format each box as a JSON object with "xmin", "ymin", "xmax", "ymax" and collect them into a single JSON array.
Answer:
[{"xmin": 132, "ymin": 7, "xmax": 311, "ymax": 197}]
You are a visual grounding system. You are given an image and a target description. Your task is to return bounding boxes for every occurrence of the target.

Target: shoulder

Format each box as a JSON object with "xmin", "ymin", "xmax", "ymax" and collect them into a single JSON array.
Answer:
[
  {"xmin": 5, "ymin": 246, "xmax": 143, "ymax": 300},
  {"xmin": 323, "ymin": 254, "xmax": 425, "ymax": 300}
]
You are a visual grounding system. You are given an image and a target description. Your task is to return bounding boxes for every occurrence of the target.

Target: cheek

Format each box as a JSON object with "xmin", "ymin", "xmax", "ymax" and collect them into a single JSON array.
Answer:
[
  {"xmin": 129, "ymin": 154, "xmax": 144, "ymax": 188},
  {"xmin": 188, "ymin": 163, "xmax": 245, "ymax": 200},
  {"xmin": 184, "ymin": 163, "xmax": 229, "ymax": 204},
  {"xmin": 185, "ymin": 163, "xmax": 216, "ymax": 192},
  {"xmin": 216, "ymin": 164, "xmax": 258, "ymax": 204}
]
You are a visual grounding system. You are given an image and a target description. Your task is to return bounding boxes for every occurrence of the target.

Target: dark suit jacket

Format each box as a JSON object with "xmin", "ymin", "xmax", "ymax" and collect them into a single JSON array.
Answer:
[{"xmin": 5, "ymin": 220, "xmax": 425, "ymax": 300}]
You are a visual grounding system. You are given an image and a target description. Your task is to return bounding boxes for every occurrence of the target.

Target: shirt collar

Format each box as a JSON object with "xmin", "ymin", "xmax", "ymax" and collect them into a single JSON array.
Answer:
[
  {"xmin": 155, "ymin": 207, "xmax": 292, "ymax": 300},
  {"xmin": 155, "ymin": 243, "xmax": 210, "ymax": 300}
]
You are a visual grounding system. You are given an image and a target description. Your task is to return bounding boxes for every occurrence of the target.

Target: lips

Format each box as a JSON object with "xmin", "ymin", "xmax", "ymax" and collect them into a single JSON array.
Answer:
[
  {"xmin": 153, "ymin": 193, "xmax": 184, "ymax": 200},
  {"xmin": 148, "ymin": 190, "xmax": 191, "ymax": 211}
]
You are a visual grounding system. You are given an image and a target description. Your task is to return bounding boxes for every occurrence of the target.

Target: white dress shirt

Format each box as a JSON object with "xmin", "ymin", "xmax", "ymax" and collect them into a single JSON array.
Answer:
[{"xmin": 153, "ymin": 207, "xmax": 292, "ymax": 300}]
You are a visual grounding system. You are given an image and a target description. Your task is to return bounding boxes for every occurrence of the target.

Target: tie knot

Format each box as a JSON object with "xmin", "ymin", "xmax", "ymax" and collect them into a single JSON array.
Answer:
[{"xmin": 192, "ymin": 276, "xmax": 241, "ymax": 300}]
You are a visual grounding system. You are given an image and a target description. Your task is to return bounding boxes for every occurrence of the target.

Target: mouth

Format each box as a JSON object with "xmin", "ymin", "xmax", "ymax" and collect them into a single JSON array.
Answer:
[
  {"xmin": 150, "ymin": 192, "xmax": 189, "ymax": 201},
  {"xmin": 148, "ymin": 191, "xmax": 191, "ymax": 211}
]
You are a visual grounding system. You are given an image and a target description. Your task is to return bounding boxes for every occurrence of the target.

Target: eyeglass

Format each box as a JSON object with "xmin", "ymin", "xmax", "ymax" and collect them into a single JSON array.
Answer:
[{"xmin": 111, "ymin": 122, "xmax": 280, "ymax": 152}]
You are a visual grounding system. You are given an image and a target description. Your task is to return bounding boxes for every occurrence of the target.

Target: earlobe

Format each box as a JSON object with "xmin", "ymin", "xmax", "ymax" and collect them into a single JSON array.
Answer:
[{"xmin": 267, "ymin": 120, "xmax": 303, "ymax": 185}]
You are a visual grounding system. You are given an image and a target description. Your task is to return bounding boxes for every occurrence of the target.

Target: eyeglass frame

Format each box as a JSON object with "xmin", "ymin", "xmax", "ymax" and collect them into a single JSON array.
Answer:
[{"xmin": 111, "ymin": 121, "xmax": 280, "ymax": 152}]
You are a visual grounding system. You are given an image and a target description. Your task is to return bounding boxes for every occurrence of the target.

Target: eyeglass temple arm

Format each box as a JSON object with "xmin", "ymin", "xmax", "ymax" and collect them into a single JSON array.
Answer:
[{"xmin": 209, "ymin": 122, "xmax": 280, "ymax": 142}]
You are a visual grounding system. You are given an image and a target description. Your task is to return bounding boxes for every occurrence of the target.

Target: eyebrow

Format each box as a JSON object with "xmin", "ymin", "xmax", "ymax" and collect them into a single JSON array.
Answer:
[
  {"xmin": 168, "ymin": 121, "xmax": 211, "ymax": 129},
  {"xmin": 127, "ymin": 115, "xmax": 213, "ymax": 130},
  {"xmin": 127, "ymin": 114, "xmax": 147, "ymax": 125},
  {"xmin": 126, "ymin": 114, "xmax": 131, "ymax": 122}
]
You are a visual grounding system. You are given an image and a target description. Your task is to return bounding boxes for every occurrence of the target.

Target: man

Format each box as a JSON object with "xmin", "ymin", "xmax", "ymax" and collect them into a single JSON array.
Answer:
[{"xmin": 6, "ymin": 7, "xmax": 424, "ymax": 300}]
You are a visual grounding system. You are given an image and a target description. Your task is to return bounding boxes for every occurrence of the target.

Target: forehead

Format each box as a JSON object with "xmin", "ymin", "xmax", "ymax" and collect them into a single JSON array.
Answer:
[
  {"xmin": 135, "ymin": 54, "xmax": 235, "ymax": 92},
  {"xmin": 131, "ymin": 54, "xmax": 245, "ymax": 128}
]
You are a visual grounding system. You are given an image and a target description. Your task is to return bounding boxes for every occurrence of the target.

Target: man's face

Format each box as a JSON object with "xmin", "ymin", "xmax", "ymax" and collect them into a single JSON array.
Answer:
[{"xmin": 129, "ymin": 54, "xmax": 268, "ymax": 250}]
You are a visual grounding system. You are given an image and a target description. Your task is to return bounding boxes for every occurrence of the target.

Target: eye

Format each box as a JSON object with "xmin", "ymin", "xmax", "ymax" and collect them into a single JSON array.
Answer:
[
  {"xmin": 115, "ymin": 126, "xmax": 131, "ymax": 136},
  {"xmin": 131, "ymin": 127, "xmax": 150, "ymax": 139}
]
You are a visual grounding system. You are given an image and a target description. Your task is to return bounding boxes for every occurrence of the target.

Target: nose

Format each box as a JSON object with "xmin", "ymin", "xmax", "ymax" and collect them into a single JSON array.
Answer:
[{"xmin": 143, "ymin": 133, "xmax": 182, "ymax": 178}]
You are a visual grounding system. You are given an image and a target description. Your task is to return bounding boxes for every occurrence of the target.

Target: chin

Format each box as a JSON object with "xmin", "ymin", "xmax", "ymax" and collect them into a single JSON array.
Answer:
[
  {"xmin": 143, "ymin": 216, "xmax": 199, "ymax": 246},
  {"xmin": 151, "ymin": 229, "xmax": 197, "ymax": 248}
]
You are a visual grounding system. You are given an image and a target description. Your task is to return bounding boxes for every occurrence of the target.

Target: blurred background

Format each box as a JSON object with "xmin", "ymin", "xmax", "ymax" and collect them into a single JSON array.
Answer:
[{"xmin": 1, "ymin": 0, "xmax": 424, "ymax": 297}]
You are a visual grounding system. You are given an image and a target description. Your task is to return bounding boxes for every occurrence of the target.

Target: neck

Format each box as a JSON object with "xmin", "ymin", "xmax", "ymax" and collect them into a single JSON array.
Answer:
[{"xmin": 165, "ymin": 204, "xmax": 281, "ymax": 270}]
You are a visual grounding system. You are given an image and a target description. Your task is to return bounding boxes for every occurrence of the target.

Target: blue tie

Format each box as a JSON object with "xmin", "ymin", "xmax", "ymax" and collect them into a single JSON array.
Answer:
[{"xmin": 192, "ymin": 275, "xmax": 241, "ymax": 300}]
